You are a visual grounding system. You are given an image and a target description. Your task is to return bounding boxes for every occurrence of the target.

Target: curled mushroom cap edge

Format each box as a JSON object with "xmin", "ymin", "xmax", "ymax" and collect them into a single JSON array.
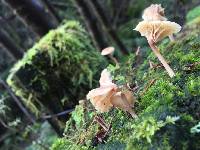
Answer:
[
  {"xmin": 134, "ymin": 20, "xmax": 181, "ymax": 43},
  {"xmin": 142, "ymin": 4, "xmax": 167, "ymax": 21}
]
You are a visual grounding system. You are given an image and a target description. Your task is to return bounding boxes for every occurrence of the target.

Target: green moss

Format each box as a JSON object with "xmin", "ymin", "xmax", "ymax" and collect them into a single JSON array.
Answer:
[
  {"xmin": 186, "ymin": 6, "xmax": 200, "ymax": 22},
  {"xmin": 51, "ymin": 139, "xmax": 87, "ymax": 150},
  {"xmin": 51, "ymin": 8, "xmax": 200, "ymax": 150},
  {"xmin": 7, "ymin": 21, "xmax": 107, "ymax": 119},
  {"xmin": 130, "ymin": 116, "xmax": 179, "ymax": 144}
]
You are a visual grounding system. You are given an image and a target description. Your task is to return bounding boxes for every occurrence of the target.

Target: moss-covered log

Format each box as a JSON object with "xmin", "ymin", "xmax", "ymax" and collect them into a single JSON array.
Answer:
[
  {"xmin": 6, "ymin": 21, "xmax": 107, "ymax": 133},
  {"xmin": 51, "ymin": 7, "xmax": 200, "ymax": 149}
]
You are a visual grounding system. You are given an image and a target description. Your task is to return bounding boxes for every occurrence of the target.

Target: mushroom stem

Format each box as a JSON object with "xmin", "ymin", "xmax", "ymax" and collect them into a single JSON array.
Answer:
[
  {"xmin": 148, "ymin": 40, "xmax": 175, "ymax": 78},
  {"xmin": 169, "ymin": 35, "xmax": 175, "ymax": 42},
  {"xmin": 121, "ymin": 93, "xmax": 137, "ymax": 118},
  {"xmin": 109, "ymin": 55, "xmax": 119, "ymax": 65}
]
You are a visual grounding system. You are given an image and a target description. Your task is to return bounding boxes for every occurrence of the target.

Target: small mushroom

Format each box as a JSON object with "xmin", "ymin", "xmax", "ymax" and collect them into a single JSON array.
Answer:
[
  {"xmin": 87, "ymin": 69, "xmax": 136, "ymax": 117},
  {"xmin": 134, "ymin": 20, "xmax": 181, "ymax": 77},
  {"xmin": 142, "ymin": 4, "xmax": 177, "ymax": 42},
  {"xmin": 101, "ymin": 47, "xmax": 119, "ymax": 65},
  {"xmin": 142, "ymin": 4, "xmax": 167, "ymax": 21},
  {"xmin": 110, "ymin": 91, "xmax": 137, "ymax": 118},
  {"xmin": 99, "ymin": 69, "xmax": 115, "ymax": 87},
  {"xmin": 87, "ymin": 86, "xmax": 117, "ymax": 113},
  {"xmin": 87, "ymin": 69, "xmax": 118, "ymax": 112}
]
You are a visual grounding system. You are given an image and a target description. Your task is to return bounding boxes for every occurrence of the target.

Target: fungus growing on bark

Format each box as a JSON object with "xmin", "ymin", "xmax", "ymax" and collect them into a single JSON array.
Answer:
[
  {"xmin": 101, "ymin": 47, "xmax": 119, "ymax": 65},
  {"xmin": 87, "ymin": 69, "xmax": 136, "ymax": 118},
  {"xmin": 134, "ymin": 20, "xmax": 181, "ymax": 77}
]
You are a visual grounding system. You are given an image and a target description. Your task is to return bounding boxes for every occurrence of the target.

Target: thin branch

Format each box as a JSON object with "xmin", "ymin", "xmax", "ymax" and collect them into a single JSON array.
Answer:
[
  {"xmin": 0, "ymin": 78, "xmax": 35, "ymax": 123},
  {"xmin": 41, "ymin": 108, "xmax": 74, "ymax": 119}
]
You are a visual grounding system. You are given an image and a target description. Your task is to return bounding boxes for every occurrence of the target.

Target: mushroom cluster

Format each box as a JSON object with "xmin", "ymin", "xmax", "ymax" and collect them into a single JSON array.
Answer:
[
  {"xmin": 134, "ymin": 4, "xmax": 181, "ymax": 78},
  {"xmin": 87, "ymin": 69, "xmax": 136, "ymax": 118}
]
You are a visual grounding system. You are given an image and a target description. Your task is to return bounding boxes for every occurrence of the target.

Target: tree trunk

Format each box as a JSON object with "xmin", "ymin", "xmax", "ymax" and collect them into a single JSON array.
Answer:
[
  {"xmin": 73, "ymin": 0, "xmax": 108, "ymax": 50},
  {"xmin": 41, "ymin": 0, "xmax": 62, "ymax": 23},
  {"xmin": 0, "ymin": 29, "xmax": 23, "ymax": 59},
  {"xmin": 88, "ymin": 0, "xmax": 129, "ymax": 54},
  {"xmin": 4, "ymin": 0, "xmax": 58, "ymax": 36}
]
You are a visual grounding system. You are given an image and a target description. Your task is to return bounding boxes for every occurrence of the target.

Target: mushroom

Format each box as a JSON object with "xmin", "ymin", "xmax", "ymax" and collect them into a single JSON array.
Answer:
[
  {"xmin": 142, "ymin": 4, "xmax": 167, "ymax": 21},
  {"xmin": 142, "ymin": 4, "xmax": 176, "ymax": 42},
  {"xmin": 134, "ymin": 20, "xmax": 181, "ymax": 77},
  {"xmin": 99, "ymin": 69, "xmax": 115, "ymax": 87},
  {"xmin": 87, "ymin": 69, "xmax": 136, "ymax": 118},
  {"xmin": 110, "ymin": 90, "xmax": 137, "ymax": 118},
  {"xmin": 87, "ymin": 86, "xmax": 117, "ymax": 112},
  {"xmin": 101, "ymin": 47, "xmax": 119, "ymax": 65}
]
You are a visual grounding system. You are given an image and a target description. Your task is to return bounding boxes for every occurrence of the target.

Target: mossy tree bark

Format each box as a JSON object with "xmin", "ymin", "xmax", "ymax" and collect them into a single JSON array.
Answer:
[
  {"xmin": 51, "ymin": 7, "xmax": 200, "ymax": 150},
  {"xmin": 7, "ymin": 21, "xmax": 107, "ymax": 135}
]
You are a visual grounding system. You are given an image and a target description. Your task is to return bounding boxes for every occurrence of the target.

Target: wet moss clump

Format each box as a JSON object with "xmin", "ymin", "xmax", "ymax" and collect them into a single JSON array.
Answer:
[
  {"xmin": 7, "ymin": 21, "xmax": 107, "ymax": 123},
  {"xmin": 51, "ymin": 8, "xmax": 200, "ymax": 150}
]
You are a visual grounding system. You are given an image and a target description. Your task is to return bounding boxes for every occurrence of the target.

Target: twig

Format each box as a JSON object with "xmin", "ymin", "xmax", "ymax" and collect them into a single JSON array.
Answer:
[
  {"xmin": 136, "ymin": 46, "xmax": 140, "ymax": 56},
  {"xmin": 184, "ymin": 62, "xmax": 200, "ymax": 70},
  {"xmin": 41, "ymin": 109, "xmax": 74, "ymax": 119},
  {"xmin": 141, "ymin": 79, "xmax": 156, "ymax": 96},
  {"xmin": 149, "ymin": 61, "xmax": 171, "ymax": 69},
  {"xmin": 126, "ymin": 83, "xmax": 139, "ymax": 92},
  {"xmin": 149, "ymin": 60, "xmax": 154, "ymax": 69},
  {"xmin": 0, "ymin": 118, "xmax": 11, "ymax": 129},
  {"xmin": 0, "ymin": 78, "xmax": 35, "ymax": 123},
  {"xmin": 94, "ymin": 115, "xmax": 109, "ymax": 131}
]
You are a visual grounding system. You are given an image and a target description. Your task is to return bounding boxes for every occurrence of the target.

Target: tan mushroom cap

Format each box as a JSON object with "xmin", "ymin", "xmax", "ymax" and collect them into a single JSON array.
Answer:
[
  {"xmin": 87, "ymin": 85, "xmax": 117, "ymax": 100},
  {"xmin": 110, "ymin": 91, "xmax": 136, "ymax": 118},
  {"xmin": 142, "ymin": 4, "xmax": 167, "ymax": 21},
  {"xmin": 134, "ymin": 20, "xmax": 181, "ymax": 43},
  {"xmin": 122, "ymin": 90, "xmax": 135, "ymax": 106},
  {"xmin": 101, "ymin": 47, "xmax": 115, "ymax": 55},
  {"xmin": 86, "ymin": 69, "xmax": 117, "ymax": 112},
  {"xmin": 87, "ymin": 69, "xmax": 136, "ymax": 114},
  {"xmin": 88, "ymin": 87, "xmax": 116, "ymax": 112},
  {"xmin": 99, "ymin": 69, "xmax": 115, "ymax": 87}
]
